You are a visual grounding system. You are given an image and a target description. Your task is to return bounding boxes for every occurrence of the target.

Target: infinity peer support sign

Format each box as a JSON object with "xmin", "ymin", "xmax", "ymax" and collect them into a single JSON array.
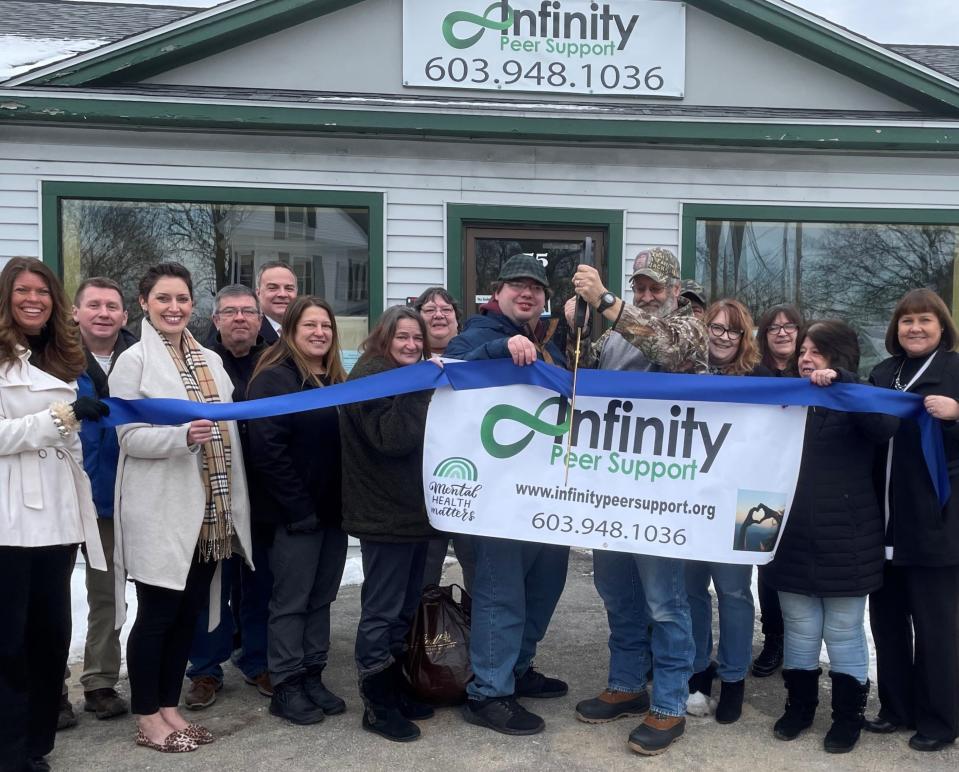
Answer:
[
  {"xmin": 423, "ymin": 383, "xmax": 807, "ymax": 565},
  {"xmin": 402, "ymin": 0, "xmax": 686, "ymax": 98}
]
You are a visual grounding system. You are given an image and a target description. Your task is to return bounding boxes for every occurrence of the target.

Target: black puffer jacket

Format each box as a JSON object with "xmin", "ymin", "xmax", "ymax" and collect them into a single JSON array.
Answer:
[
  {"xmin": 870, "ymin": 350, "xmax": 959, "ymax": 567},
  {"xmin": 765, "ymin": 369, "xmax": 899, "ymax": 597},
  {"xmin": 339, "ymin": 355, "xmax": 435, "ymax": 542},
  {"xmin": 246, "ymin": 357, "xmax": 341, "ymax": 530}
]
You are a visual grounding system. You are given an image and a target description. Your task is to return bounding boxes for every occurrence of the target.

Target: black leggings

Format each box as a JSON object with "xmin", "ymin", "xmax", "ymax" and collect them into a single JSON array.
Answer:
[
  {"xmin": 0, "ymin": 545, "xmax": 75, "ymax": 771},
  {"xmin": 127, "ymin": 557, "xmax": 217, "ymax": 715}
]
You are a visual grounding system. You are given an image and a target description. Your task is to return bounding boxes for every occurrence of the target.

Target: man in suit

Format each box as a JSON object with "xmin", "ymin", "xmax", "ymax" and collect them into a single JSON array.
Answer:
[{"xmin": 255, "ymin": 261, "xmax": 298, "ymax": 343}]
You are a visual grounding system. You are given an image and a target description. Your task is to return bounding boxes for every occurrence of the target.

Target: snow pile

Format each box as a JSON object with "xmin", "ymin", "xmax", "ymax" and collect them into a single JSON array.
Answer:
[{"xmin": 0, "ymin": 36, "xmax": 107, "ymax": 82}]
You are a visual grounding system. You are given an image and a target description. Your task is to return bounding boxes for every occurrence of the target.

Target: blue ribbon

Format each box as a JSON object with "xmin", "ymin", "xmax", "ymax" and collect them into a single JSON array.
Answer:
[{"xmin": 102, "ymin": 358, "xmax": 949, "ymax": 505}]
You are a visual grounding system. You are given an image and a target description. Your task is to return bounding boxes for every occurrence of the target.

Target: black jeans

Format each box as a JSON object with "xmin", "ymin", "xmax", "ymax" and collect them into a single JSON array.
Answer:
[
  {"xmin": 0, "ymin": 545, "xmax": 76, "ymax": 771},
  {"xmin": 268, "ymin": 525, "xmax": 348, "ymax": 687},
  {"xmin": 869, "ymin": 562, "xmax": 959, "ymax": 741},
  {"xmin": 355, "ymin": 540, "xmax": 428, "ymax": 676},
  {"xmin": 127, "ymin": 557, "xmax": 217, "ymax": 715}
]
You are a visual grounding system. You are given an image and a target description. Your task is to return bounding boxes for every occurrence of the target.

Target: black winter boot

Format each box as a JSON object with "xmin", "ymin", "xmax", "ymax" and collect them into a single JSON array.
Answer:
[
  {"xmin": 389, "ymin": 660, "xmax": 434, "ymax": 720},
  {"xmin": 688, "ymin": 661, "xmax": 717, "ymax": 697},
  {"xmin": 715, "ymin": 679, "xmax": 746, "ymax": 724},
  {"xmin": 823, "ymin": 672, "xmax": 869, "ymax": 753},
  {"xmin": 773, "ymin": 668, "xmax": 820, "ymax": 740},
  {"xmin": 752, "ymin": 634, "xmax": 784, "ymax": 678},
  {"xmin": 303, "ymin": 666, "xmax": 347, "ymax": 715},
  {"xmin": 269, "ymin": 675, "xmax": 325, "ymax": 725},
  {"xmin": 359, "ymin": 668, "xmax": 420, "ymax": 742}
]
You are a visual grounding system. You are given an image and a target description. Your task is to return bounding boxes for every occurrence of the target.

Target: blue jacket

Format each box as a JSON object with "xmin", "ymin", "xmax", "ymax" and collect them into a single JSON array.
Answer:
[
  {"xmin": 445, "ymin": 310, "xmax": 567, "ymax": 368},
  {"xmin": 78, "ymin": 328, "xmax": 137, "ymax": 519}
]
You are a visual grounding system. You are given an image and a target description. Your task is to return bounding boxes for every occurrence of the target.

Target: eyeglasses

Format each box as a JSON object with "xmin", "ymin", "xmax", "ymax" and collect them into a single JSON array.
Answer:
[
  {"xmin": 504, "ymin": 280, "xmax": 546, "ymax": 294},
  {"xmin": 215, "ymin": 307, "xmax": 260, "ymax": 319},
  {"xmin": 420, "ymin": 305, "xmax": 455, "ymax": 317},
  {"xmin": 707, "ymin": 323, "xmax": 744, "ymax": 341},
  {"xmin": 767, "ymin": 323, "xmax": 799, "ymax": 335}
]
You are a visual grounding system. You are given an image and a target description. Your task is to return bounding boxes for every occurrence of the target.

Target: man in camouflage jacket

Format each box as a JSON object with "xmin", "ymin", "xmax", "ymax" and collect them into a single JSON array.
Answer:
[{"xmin": 564, "ymin": 248, "xmax": 705, "ymax": 756}]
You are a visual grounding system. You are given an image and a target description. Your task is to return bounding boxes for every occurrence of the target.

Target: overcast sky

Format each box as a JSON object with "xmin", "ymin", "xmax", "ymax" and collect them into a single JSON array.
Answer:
[{"xmin": 68, "ymin": 0, "xmax": 959, "ymax": 45}]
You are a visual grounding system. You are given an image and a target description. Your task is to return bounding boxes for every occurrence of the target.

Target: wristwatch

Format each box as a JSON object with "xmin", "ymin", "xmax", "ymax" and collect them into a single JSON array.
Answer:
[{"xmin": 596, "ymin": 291, "xmax": 617, "ymax": 313}]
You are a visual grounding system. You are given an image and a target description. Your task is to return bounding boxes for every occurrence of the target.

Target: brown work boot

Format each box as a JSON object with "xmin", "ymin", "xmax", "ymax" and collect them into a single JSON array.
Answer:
[
  {"xmin": 184, "ymin": 676, "xmax": 221, "ymax": 710},
  {"xmin": 56, "ymin": 695, "xmax": 78, "ymax": 731},
  {"xmin": 627, "ymin": 711, "xmax": 686, "ymax": 755},
  {"xmin": 83, "ymin": 688, "xmax": 128, "ymax": 719},
  {"xmin": 575, "ymin": 689, "xmax": 650, "ymax": 723},
  {"xmin": 244, "ymin": 671, "xmax": 274, "ymax": 698}
]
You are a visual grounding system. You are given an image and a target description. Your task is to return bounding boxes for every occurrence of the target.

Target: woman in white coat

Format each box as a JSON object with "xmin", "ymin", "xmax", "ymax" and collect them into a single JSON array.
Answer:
[
  {"xmin": 0, "ymin": 257, "xmax": 109, "ymax": 772},
  {"xmin": 109, "ymin": 262, "xmax": 251, "ymax": 753}
]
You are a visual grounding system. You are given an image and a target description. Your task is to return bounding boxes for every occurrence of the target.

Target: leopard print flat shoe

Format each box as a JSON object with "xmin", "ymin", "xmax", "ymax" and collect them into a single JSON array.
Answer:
[
  {"xmin": 181, "ymin": 723, "xmax": 215, "ymax": 744},
  {"xmin": 134, "ymin": 728, "xmax": 198, "ymax": 753}
]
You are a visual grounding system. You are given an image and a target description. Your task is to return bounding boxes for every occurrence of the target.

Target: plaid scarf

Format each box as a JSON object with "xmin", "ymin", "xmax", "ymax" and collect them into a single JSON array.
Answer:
[{"xmin": 158, "ymin": 325, "xmax": 234, "ymax": 562}]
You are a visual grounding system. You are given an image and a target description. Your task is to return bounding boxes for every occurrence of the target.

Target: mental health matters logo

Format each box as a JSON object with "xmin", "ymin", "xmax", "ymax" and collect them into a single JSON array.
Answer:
[{"xmin": 433, "ymin": 457, "xmax": 480, "ymax": 481}]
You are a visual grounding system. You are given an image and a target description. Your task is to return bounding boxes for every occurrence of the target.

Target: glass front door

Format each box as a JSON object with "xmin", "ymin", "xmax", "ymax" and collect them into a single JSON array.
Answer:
[{"xmin": 463, "ymin": 225, "xmax": 607, "ymax": 340}]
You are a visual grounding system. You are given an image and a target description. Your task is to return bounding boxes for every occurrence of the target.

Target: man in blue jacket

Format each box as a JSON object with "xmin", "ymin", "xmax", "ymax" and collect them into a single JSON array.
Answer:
[
  {"xmin": 71, "ymin": 277, "xmax": 137, "ymax": 722},
  {"xmin": 446, "ymin": 254, "xmax": 568, "ymax": 736}
]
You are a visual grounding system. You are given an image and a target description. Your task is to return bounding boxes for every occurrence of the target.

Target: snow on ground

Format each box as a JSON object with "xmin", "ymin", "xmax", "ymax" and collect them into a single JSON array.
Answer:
[{"xmin": 0, "ymin": 36, "xmax": 107, "ymax": 81}]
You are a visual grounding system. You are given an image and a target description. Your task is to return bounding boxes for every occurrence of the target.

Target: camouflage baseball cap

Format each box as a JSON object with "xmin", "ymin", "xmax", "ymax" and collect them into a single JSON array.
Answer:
[
  {"xmin": 629, "ymin": 248, "xmax": 680, "ymax": 284},
  {"xmin": 497, "ymin": 254, "xmax": 548, "ymax": 287},
  {"xmin": 680, "ymin": 279, "xmax": 706, "ymax": 307}
]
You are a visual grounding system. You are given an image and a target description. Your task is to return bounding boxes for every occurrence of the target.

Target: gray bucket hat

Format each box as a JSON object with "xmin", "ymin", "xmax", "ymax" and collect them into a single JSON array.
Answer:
[{"xmin": 497, "ymin": 254, "xmax": 549, "ymax": 287}]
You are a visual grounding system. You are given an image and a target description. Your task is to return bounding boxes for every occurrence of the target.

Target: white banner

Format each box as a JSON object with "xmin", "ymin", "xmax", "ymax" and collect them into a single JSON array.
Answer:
[
  {"xmin": 402, "ymin": 0, "xmax": 686, "ymax": 98},
  {"xmin": 423, "ymin": 384, "xmax": 808, "ymax": 564}
]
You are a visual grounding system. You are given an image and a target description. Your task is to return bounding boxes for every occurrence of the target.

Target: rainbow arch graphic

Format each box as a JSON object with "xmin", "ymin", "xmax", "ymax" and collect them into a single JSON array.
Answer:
[{"xmin": 433, "ymin": 457, "xmax": 479, "ymax": 481}]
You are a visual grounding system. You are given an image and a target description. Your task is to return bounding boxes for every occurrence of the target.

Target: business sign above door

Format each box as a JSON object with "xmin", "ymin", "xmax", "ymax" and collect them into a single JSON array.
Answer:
[{"xmin": 402, "ymin": 0, "xmax": 686, "ymax": 98}]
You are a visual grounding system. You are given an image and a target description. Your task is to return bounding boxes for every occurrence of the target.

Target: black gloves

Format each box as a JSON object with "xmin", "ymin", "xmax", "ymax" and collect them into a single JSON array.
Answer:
[{"xmin": 71, "ymin": 396, "xmax": 110, "ymax": 422}]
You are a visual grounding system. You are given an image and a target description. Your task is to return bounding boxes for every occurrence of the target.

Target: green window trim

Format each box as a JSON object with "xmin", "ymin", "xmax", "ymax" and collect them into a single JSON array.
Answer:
[
  {"xmin": 40, "ymin": 180, "xmax": 384, "ymax": 323},
  {"xmin": 445, "ymin": 204, "xmax": 624, "ymax": 302}
]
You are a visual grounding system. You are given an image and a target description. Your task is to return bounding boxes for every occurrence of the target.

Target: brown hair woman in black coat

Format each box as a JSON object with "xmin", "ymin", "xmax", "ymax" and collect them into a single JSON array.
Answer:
[{"xmin": 866, "ymin": 288, "xmax": 959, "ymax": 753}]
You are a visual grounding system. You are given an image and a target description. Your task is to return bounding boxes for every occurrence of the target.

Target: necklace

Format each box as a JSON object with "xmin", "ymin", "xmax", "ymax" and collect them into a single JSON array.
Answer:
[{"xmin": 893, "ymin": 359, "xmax": 907, "ymax": 391}]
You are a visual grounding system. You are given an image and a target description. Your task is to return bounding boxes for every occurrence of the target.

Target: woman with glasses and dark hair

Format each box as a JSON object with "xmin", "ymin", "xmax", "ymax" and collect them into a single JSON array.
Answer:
[
  {"xmin": 340, "ymin": 306, "xmax": 437, "ymax": 743},
  {"xmin": 247, "ymin": 296, "xmax": 349, "ymax": 726},
  {"xmin": 0, "ymin": 257, "xmax": 109, "ymax": 771},
  {"xmin": 765, "ymin": 320, "xmax": 897, "ymax": 753},
  {"xmin": 685, "ymin": 300, "xmax": 768, "ymax": 724},
  {"xmin": 110, "ymin": 262, "xmax": 252, "ymax": 753},
  {"xmin": 413, "ymin": 287, "xmax": 475, "ymax": 591},
  {"xmin": 866, "ymin": 288, "xmax": 959, "ymax": 753},
  {"xmin": 751, "ymin": 303, "xmax": 804, "ymax": 679}
]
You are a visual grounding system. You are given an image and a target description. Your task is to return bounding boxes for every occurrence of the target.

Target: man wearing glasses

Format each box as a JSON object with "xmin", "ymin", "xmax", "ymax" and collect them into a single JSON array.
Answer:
[
  {"xmin": 566, "ymin": 248, "xmax": 707, "ymax": 756},
  {"xmin": 446, "ymin": 255, "xmax": 569, "ymax": 737},
  {"xmin": 184, "ymin": 285, "xmax": 274, "ymax": 709}
]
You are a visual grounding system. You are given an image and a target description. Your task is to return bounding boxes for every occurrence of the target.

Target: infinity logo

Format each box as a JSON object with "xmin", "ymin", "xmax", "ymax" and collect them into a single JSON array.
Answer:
[
  {"xmin": 480, "ymin": 396, "xmax": 569, "ymax": 459},
  {"xmin": 442, "ymin": 1, "xmax": 514, "ymax": 49}
]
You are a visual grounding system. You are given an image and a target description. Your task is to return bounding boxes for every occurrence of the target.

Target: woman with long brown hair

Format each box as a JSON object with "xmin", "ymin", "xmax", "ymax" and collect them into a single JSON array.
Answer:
[
  {"xmin": 109, "ymin": 262, "xmax": 252, "ymax": 753},
  {"xmin": 247, "ymin": 296, "xmax": 349, "ymax": 726},
  {"xmin": 0, "ymin": 257, "xmax": 109, "ymax": 771},
  {"xmin": 340, "ymin": 306, "xmax": 436, "ymax": 743},
  {"xmin": 685, "ymin": 299, "xmax": 768, "ymax": 724}
]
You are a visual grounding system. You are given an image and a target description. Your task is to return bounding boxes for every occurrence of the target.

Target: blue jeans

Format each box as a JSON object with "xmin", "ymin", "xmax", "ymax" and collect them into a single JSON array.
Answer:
[
  {"xmin": 593, "ymin": 552, "xmax": 693, "ymax": 717},
  {"xmin": 778, "ymin": 592, "xmax": 868, "ymax": 684},
  {"xmin": 187, "ymin": 538, "xmax": 274, "ymax": 682},
  {"xmin": 592, "ymin": 549, "xmax": 651, "ymax": 693},
  {"xmin": 685, "ymin": 561, "xmax": 754, "ymax": 682},
  {"xmin": 467, "ymin": 537, "xmax": 569, "ymax": 699}
]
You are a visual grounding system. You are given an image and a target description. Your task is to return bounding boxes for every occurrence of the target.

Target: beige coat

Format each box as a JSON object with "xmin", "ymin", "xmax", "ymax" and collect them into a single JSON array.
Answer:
[
  {"xmin": 109, "ymin": 322, "xmax": 252, "ymax": 628},
  {"xmin": 0, "ymin": 348, "xmax": 105, "ymax": 567}
]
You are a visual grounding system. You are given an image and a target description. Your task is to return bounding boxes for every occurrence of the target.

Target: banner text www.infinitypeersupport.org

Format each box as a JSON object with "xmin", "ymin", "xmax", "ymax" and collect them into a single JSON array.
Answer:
[{"xmin": 514, "ymin": 483, "xmax": 716, "ymax": 519}]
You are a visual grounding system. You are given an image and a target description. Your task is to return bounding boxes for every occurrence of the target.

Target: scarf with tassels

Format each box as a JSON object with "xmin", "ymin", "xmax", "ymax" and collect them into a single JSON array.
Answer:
[{"xmin": 157, "ymin": 325, "xmax": 234, "ymax": 562}]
